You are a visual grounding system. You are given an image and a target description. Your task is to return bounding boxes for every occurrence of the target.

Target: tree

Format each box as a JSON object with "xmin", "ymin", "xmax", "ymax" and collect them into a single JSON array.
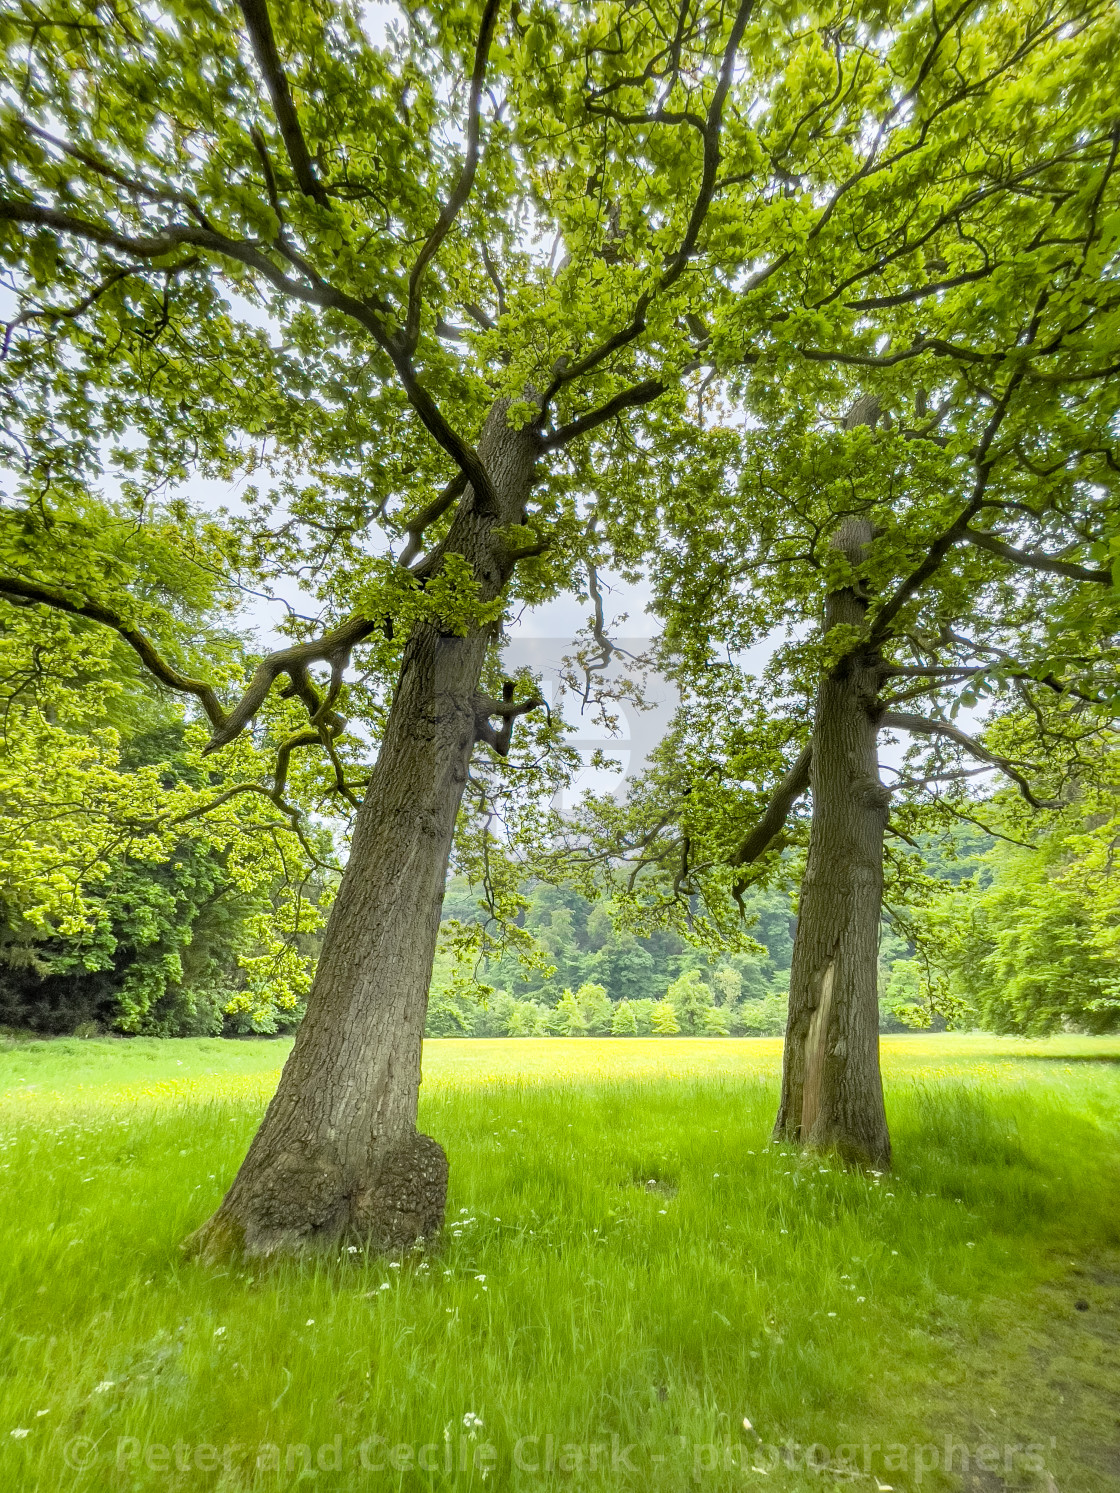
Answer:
[
  {"xmin": 702, "ymin": 1003, "xmax": 730, "ymax": 1036},
  {"xmin": 666, "ymin": 968, "xmax": 713, "ymax": 1034},
  {"xmin": 557, "ymin": 1, "xmax": 1120, "ymax": 1161},
  {"xmin": 650, "ymin": 999, "xmax": 680, "ymax": 1035},
  {"xmin": 575, "ymin": 980, "xmax": 612, "ymax": 1033},
  {"xmin": 712, "ymin": 966, "xmax": 742, "ymax": 1007},
  {"xmin": 505, "ymin": 999, "xmax": 551, "ymax": 1035},
  {"xmin": 610, "ymin": 999, "xmax": 638, "ymax": 1036},
  {"xmin": 552, "ymin": 988, "xmax": 587, "ymax": 1035},
  {"xmin": 588, "ymin": 935, "xmax": 657, "ymax": 1005},
  {"xmin": 602, "ymin": 365, "xmax": 1117, "ymax": 1160},
  {"xmin": 3, "ymin": 0, "xmax": 1115, "ymax": 1249}
]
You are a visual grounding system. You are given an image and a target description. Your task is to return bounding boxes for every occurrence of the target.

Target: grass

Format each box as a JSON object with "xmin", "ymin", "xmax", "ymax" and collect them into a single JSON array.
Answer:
[{"xmin": 0, "ymin": 1034, "xmax": 1117, "ymax": 1492}]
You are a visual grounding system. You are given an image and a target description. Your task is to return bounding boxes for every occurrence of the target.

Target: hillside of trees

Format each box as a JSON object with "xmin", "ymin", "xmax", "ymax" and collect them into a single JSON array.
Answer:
[{"xmin": 8, "ymin": 616, "xmax": 1113, "ymax": 1046}]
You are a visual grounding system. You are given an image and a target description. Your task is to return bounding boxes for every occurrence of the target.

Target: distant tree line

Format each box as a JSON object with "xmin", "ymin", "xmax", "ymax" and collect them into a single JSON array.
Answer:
[{"xmin": 424, "ymin": 796, "xmax": 1120, "ymax": 1039}]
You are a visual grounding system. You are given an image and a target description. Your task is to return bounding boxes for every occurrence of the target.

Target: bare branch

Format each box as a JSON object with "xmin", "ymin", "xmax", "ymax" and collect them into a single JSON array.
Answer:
[
  {"xmin": 474, "ymin": 681, "xmax": 542, "ymax": 756},
  {"xmin": 0, "ymin": 574, "xmax": 382, "ymax": 759}
]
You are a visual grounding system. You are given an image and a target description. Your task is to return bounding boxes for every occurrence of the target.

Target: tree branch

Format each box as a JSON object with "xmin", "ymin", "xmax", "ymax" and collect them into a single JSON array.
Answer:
[
  {"xmin": 398, "ymin": 472, "xmax": 468, "ymax": 568},
  {"xmin": 730, "ymin": 744, "xmax": 812, "ymax": 903},
  {"xmin": 866, "ymin": 372, "xmax": 1024, "ymax": 649},
  {"xmin": 237, "ymin": 0, "xmax": 328, "ymax": 204},
  {"xmin": 403, "ymin": 0, "xmax": 501, "ymax": 355},
  {"xmin": 0, "ymin": 197, "xmax": 496, "ymax": 507},
  {"xmin": 542, "ymin": 378, "xmax": 665, "ymax": 450},
  {"xmin": 204, "ymin": 614, "xmax": 378, "ymax": 753},
  {"xmin": 0, "ymin": 576, "xmax": 227, "ymax": 729},
  {"xmin": 0, "ymin": 263, "xmax": 144, "ymax": 359},
  {"xmin": 0, "ymin": 573, "xmax": 382, "ymax": 758},
  {"xmin": 542, "ymin": 0, "xmax": 756, "ymax": 405},
  {"xmin": 961, "ymin": 527, "xmax": 1112, "ymax": 584},
  {"xmin": 474, "ymin": 681, "xmax": 542, "ymax": 757},
  {"xmin": 879, "ymin": 711, "xmax": 1061, "ymax": 809}
]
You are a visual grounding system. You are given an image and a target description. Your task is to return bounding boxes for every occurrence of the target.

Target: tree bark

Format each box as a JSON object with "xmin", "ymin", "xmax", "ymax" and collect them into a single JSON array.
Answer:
[
  {"xmin": 773, "ymin": 515, "xmax": 892, "ymax": 1167},
  {"xmin": 186, "ymin": 406, "xmax": 539, "ymax": 1258}
]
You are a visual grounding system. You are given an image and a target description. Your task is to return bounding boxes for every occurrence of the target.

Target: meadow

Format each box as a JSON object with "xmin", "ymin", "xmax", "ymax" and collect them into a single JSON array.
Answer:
[{"xmin": 0, "ymin": 1034, "xmax": 1117, "ymax": 1492}]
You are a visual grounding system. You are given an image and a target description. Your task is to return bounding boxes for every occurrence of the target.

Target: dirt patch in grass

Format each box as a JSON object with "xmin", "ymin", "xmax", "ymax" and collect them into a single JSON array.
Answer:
[{"xmin": 937, "ymin": 1251, "xmax": 1120, "ymax": 1492}]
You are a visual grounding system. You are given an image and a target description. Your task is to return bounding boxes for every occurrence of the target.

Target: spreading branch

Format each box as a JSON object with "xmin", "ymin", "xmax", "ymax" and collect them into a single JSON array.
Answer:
[
  {"xmin": 0, "ymin": 573, "xmax": 381, "ymax": 757},
  {"xmin": 730, "ymin": 744, "xmax": 813, "ymax": 904},
  {"xmin": 542, "ymin": 379, "xmax": 665, "ymax": 450},
  {"xmin": 203, "ymin": 614, "xmax": 378, "ymax": 753},
  {"xmin": 961, "ymin": 527, "xmax": 1113, "ymax": 584},
  {"xmin": 398, "ymin": 472, "xmax": 468, "ymax": 568},
  {"xmin": 0, "ymin": 196, "xmax": 496, "ymax": 506},
  {"xmin": 403, "ymin": 0, "xmax": 501, "ymax": 355},
  {"xmin": 541, "ymin": 0, "xmax": 756, "ymax": 407},
  {"xmin": 0, "ymin": 576, "xmax": 227, "ymax": 730},
  {"xmin": 879, "ymin": 711, "xmax": 1061, "ymax": 810}
]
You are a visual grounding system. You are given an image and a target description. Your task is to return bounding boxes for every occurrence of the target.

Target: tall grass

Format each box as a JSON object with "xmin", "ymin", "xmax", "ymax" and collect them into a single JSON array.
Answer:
[{"xmin": 0, "ymin": 1036, "xmax": 1117, "ymax": 1491}]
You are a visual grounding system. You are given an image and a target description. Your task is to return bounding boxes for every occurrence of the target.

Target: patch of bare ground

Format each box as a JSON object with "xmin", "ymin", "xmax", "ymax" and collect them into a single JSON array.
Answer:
[{"xmin": 932, "ymin": 1251, "xmax": 1120, "ymax": 1493}]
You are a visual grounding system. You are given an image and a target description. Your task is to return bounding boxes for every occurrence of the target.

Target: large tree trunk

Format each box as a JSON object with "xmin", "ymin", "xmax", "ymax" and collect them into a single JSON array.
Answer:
[
  {"xmin": 186, "ymin": 408, "xmax": 538, "ymax": 1259},
  {"xmin": 773, "ymin": 515, "xmax": 892, "ymax": 1167}
]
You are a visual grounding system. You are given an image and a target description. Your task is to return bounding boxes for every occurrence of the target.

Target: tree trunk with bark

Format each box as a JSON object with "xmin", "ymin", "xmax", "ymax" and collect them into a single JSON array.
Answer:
[
  {"xmin": 773, "ymin": 514, "xmax": 892, "ymax": 1167},
  {"xmin": 186, "ymin": 407, "xmax": 539, "ymax": 1259}
]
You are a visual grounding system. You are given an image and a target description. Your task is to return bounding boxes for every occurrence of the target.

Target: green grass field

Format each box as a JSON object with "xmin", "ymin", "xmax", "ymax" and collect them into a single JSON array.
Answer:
[{"xmin": 1, "ymin": 1035, "xmax": 1117, "ymax": 1491}]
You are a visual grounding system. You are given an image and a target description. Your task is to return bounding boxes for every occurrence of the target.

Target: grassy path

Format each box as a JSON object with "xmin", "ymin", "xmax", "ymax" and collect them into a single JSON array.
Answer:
[{"xmin": 0, "ymin": 1035, "xmax": 1116, "ymax": 1491}]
